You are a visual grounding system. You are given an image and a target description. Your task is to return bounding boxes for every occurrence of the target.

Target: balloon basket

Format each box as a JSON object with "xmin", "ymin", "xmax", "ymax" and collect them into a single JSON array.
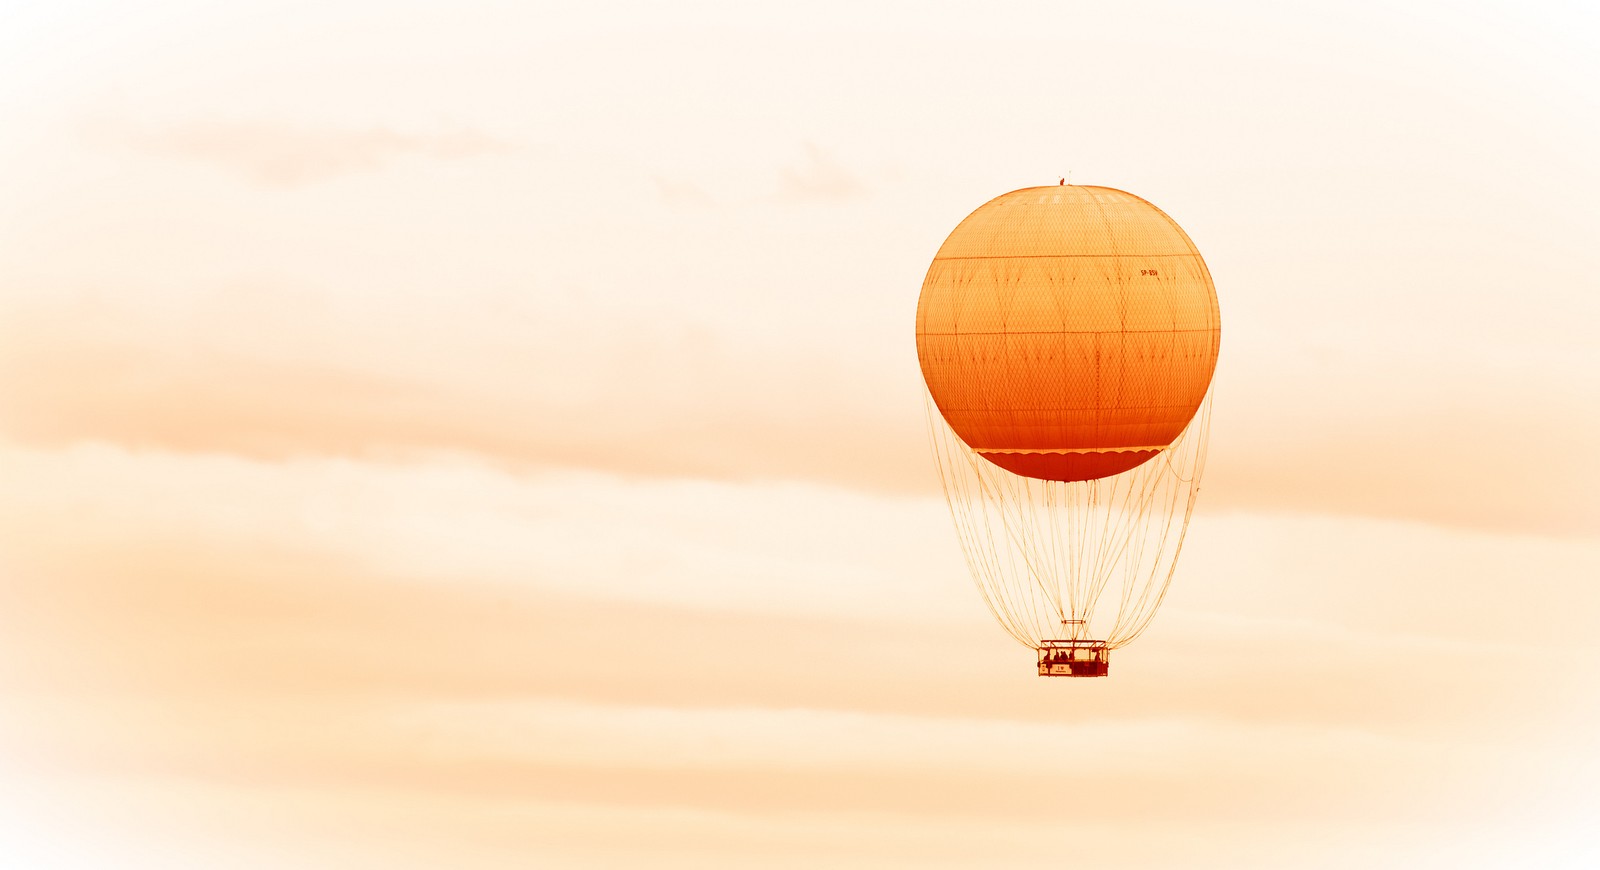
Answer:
[{"xmin": 1037, "ymin": 640, "xmax": 1110, "ymax": 678}]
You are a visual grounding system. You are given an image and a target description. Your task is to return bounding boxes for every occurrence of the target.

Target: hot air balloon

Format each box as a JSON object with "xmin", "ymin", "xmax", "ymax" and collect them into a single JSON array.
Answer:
[{"xmin": 916, "ymin": 184, "xmax": 1220, "ymax": 677}]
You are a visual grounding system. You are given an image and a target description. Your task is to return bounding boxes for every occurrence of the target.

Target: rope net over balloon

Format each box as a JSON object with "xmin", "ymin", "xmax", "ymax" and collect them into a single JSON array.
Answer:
[{"xmin": 927, "ymin": 391, "xmax": 1212, "ymax": 651}]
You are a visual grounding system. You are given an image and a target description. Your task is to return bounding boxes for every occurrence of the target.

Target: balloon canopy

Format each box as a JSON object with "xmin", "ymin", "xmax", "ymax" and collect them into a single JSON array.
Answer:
[{"xmin": 916, "ymin": 185, "xmax": 1220, "ymax": 482}]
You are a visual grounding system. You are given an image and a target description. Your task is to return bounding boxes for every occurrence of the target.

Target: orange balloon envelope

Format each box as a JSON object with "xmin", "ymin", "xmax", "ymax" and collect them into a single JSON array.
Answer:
[{"xmin": 916, "ymin": 185, "xmax": 1220, "ymax": 481}]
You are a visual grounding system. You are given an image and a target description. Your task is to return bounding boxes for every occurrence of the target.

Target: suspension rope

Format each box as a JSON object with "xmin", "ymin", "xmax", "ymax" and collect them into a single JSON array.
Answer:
[{"xmin": 927, "ymin": 391, "xmax": 1213, "ymax": 650}]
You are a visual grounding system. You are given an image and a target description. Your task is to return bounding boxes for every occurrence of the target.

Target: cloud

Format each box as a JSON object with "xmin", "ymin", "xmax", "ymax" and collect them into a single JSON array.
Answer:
[
  {"xmin": 85, "ymin": 119, "xmax": 512, "ymax": 187},
  {"xmin": 1, "ymin": 286, "xmax": 1596, "ymax": 538},
  {"xmin": 1, "ymin": 441, "xmax": 1594, "ymax": 867},
  {"xmin": 2, "ymin": 441, "xmax": 1592, "ymax": 730},
  {"xmin": 652, "ymin": 174, "xmax": 716, "ymax": 208},
  {"xmin": 777, "ymin": 143, "xmax": 868, "ymax": 202},
  {"xmin": 0, "ymin": 286, "xmax": 927, "ymax": 498}
]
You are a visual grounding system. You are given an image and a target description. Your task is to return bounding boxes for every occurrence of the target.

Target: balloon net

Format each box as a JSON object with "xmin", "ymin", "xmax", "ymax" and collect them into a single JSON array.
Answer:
[{"xmin": 927, "ymin": 391, "xmax": 1212, "ymax": 651}]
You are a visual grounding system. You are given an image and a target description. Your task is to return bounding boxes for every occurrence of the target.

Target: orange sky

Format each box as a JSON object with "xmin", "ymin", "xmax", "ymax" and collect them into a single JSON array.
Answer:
[{"xmin": 2, "ymin": 2, "xmax": 1598, "ymax": 867}]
